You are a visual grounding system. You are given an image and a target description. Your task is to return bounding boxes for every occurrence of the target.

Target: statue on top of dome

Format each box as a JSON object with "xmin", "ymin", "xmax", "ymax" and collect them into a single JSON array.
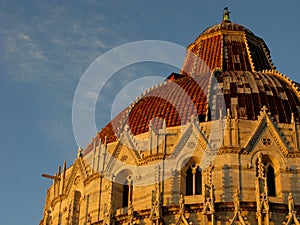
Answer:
[{"xmin": 223, "ymin": 7, "xmax": 231, "ymax": 22}]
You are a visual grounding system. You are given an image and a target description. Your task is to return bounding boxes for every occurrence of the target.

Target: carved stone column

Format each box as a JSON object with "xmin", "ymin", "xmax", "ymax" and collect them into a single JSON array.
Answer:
[{"xmin": 255, "ymin": 153, "xmax": 270, "ymax": 225}]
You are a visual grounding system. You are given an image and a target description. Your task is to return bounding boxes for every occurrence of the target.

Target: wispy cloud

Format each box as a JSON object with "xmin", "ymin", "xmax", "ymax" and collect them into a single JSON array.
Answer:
[
  {"xmin": 49, "ymin": 38, "xmax": 66, "ymax": 46},
  {"xmin": 4, "ymin": 31, "xmax": 46, "ymax": 60},
  {"xmin": 0, "ymin": 2, "xmax": 133, "ymax": 86},
  {"xmin": 19, "ymin": 32, "xmax": 46, "ymax": 60}
]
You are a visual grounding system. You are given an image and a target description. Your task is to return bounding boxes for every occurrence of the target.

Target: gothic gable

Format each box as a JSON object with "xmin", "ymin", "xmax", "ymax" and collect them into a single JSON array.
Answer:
[
  {"xmin": 64, "ymin": 157, "xmax": 88, "ymax": 196},
  {"xmin": 105, "ymin": 140, "xmax": 140, "ymax": 174},
  {"xmin": 171, "ymin": 116, "xmax": 216, "ymax": 170},
  {"xmin": 243, "ymin": 106, "xmax": 292, "ymax": 156}
]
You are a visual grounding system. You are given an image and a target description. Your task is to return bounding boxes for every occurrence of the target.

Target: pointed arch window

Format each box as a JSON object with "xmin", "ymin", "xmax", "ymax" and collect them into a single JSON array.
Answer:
[
  {"xmin": 186, "ymin": 167, "xmax": 193, "ymax": 195},
  {"xmin": 186, "ymin": 164, "xmax": 202, "ymax": 196},
  {"xmin": 255, "ymin": 155, "xmax": 277, "ymax": 197},
  {"xmin": 195, "ymin": 167, "xmax": 202, "ymax": 194},
  {"xmin": 266, "ymin": 165, "xmax": 276, "ymax": 197},
  {"xmin": 122, "ymin": 177, "xmax": 133, "ymax": 207},
  {"xmin": 113, "ymin": 171, "xmax": 134, "ymax": 210},
  {"xmin": 122, "ymin": 181, "xmax": 129, "ymax": 207}
]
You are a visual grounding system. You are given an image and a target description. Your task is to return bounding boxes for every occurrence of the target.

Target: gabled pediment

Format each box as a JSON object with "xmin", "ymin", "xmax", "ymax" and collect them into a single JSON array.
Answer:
[
  {"xmin": 169, "ymin": 117, "xmax": 220, "ymax": 170},
  {"xmin": 105, "ymin": 140, "xmax": 140, "ymax": 174},
  {"xmin": 170, "ymin": 117, "xmax": 212, "ymax": 159},
  {"xmin": 120, "ymin": 124, "xmax": 142, "ymax": 159},
  {"xmin": 64, "ymin": 157, "xmax": 88, "ymax": 196},
  {"xmin": 113, "ymin": 141, "xmax": 139, "ymax": 166},
  {"xmin": 243, "ymin": 106, "xmax": 292, "ymax": 156}
]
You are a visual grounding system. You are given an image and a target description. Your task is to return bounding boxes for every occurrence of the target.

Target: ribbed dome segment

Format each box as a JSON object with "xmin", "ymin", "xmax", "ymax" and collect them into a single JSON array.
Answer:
[
  {"xmin": 217, "ymin": 70, "xmax": 300, "ymax": 122},
  {"xmin": 181, "ymin": 21, "xmax": 275, "ymax": 75}
]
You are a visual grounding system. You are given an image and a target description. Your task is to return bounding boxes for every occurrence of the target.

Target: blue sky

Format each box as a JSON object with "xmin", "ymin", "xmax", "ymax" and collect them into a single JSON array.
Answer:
[{"xmin": 0, "ymin": 1, "xmax": 300, "ymax": 224}]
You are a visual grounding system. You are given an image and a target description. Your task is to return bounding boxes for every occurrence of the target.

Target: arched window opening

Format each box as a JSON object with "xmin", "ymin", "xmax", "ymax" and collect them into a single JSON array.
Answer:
[
  {"xmin": 255, "ymin": 154, "xmax": 277, "ymax": 197},
  {"xmin": 122, "ymin": 178, "xmax": 133, "ymax": 208},
  {"xmin": 195, "ymin": 167, "xmax": 202, "ymax": 195},
  {"xmin": 185, "ymin": 164, "xmax": 202, "ymax": 196},
  {"xmin": 122, "ymin": 181, "xmax": 129, "ymax": 207},
  {"xmin": 267, "ymin": 165, "xmax": 276, "ymax": 197},
  {"xmin": 186, "ymin": 167, "xmax": 193, "ymax": 196},
  {"xmin": 113, "ymin": 170, "xmax": 134, "ymax": 210}
]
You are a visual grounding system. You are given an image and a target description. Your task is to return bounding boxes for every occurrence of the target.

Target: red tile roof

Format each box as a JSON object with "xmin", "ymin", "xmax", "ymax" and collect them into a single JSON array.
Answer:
[{"xmin": 97, "ymin": 73, "xmax": 210, "ymax": 145}]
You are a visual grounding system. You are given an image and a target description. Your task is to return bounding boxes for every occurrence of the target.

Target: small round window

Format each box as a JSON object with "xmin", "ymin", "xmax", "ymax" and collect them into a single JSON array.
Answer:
[{"xmin": 261, "ymin": 137, "xmax": 272, "ymax": 146}]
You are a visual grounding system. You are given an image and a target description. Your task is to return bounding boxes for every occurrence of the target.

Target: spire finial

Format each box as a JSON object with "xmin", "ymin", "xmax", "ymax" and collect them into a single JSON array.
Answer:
[{"xmin": 223, "ymin": 7, "xmax": 231, "ymax": 22}]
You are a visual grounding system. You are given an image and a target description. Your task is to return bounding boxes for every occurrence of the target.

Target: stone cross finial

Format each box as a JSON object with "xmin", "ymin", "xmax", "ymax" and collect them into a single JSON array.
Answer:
[{"xmin": 261, "ymin": 105, "xmax": 268, "ymax": 115}]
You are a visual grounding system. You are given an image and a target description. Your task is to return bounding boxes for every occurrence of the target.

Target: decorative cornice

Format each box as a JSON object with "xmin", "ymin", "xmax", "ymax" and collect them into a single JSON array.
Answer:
[
  {"xmin": 259, "ymin": 40, "xmax": 276, "ymax": 70},
  {"xmin": 218, "ymin": 146, "xmax": 242, "ymax": 154},
  {"xmin": 137, "ymin": 153, "xmax": 165, "ymax": 166},
  {"xmin": 244, "ymin": 33, "xmax": 256, "ymax": 72}
]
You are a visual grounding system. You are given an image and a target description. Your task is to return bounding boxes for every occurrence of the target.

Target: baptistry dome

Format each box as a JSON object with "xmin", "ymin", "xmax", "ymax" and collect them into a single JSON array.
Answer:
[{"xmin": 94, "ymin": 8, "xmax": 300, "ymax": 146}]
